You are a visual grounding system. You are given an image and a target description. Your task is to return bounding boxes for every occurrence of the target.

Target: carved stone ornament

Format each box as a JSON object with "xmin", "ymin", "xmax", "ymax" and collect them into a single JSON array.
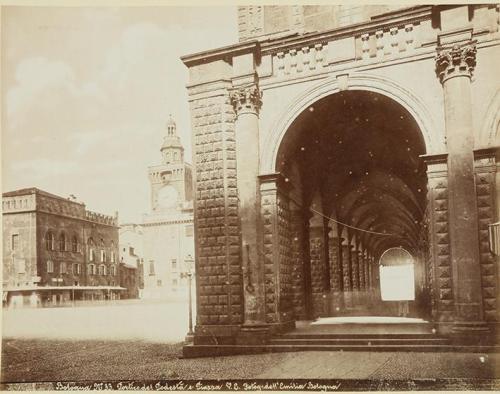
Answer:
[
  {"xmin": 230, "ymin": 85, "xmax": 262, "ymax": 115},
  {"xmin": 435, "ymin": 41, "xmax": 477, "ymax": 83}
]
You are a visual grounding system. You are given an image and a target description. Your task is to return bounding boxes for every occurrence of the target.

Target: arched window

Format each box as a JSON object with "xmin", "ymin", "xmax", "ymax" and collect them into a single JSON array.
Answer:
[
  {"xmin": 88, "ymin": 264, "xmax": 95, "ymax": 275},
  {"xmin": 100, "ymin": 250, "xmax": 106, "ymax": 263},
  {"xmin": 100, "ymin": 238, "xmax": 105, "ymax": 247},
  {"xmin": 47, "ymin": 260, "xmax": 54, "ymax": 273},
  {"xmin": 60, "ymin": 262, "xmax": 67, "ymax": 274},
  {"xmin": 88, "ymin": 238, "xmax": 95, "ymax": 262},
  {"xmin": 99, "ymin": 265, "xmax": 107, "ymax": 276},
  {"xmin": 46, "ymin": 232, "xmax": 55, "ymax": 250},
  {"xmin": 110, "ymin": 241, "xmax": 116, "ymax": 263},
  {"xmin": 72, "ymin": 236, "xmax": 78, "ymax": 252},
  {"xmin": 73, "ymin": 263, "xmax": 81, "ymax": 275},
  {"xmin": 59, "ymin": 233, "xmax": 66, "ymax": 251},
  {"xmin": 110, "ymin": 265, "xmax": 116, "ymax": 276}
]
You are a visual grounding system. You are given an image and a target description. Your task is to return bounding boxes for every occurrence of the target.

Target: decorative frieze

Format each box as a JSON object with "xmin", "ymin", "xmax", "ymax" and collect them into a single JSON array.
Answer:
[{"xmin": 435, "ymin": 41, "xmax": 477, "ymax": 83}]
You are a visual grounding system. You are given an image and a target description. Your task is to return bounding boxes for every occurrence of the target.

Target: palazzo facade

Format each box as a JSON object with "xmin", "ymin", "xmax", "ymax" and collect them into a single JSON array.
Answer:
[{"xmin": 181, "ymin": 5, "xmax": 500, "ymax": 349}]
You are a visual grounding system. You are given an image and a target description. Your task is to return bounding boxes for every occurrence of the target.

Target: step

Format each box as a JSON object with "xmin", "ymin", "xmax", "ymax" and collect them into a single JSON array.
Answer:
[
  {"xmin": 270, "ymin": 338, "xmax": 450, "ymax": 346},
  {"xmin": 182, "ymin": 343, "xmax": 500, "ymax": 358},
  {"xmin": 280, "ymin": 333, "xmax": 438, "ymax": 339}
]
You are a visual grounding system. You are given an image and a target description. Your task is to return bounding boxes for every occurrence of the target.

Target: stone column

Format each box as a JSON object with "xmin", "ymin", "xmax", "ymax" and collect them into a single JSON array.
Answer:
[
  {"xmin": 423, "ymin": 154, "xmax": 454, "ymax": 330},
  {"xmin": 341, "ymin": 235, "xmax": 353, "ymax": 308},
  {"xmin": 328, "ymin": 234, "xmax": 344, "ymax": 312},
  {"xmin": 290, "ymin": 205, "xmax": 308, "ymax": 320},
  {"xmin": 259, "ymin": 173, "xmax": 294, "ymax": 331},
  {"xmin": 435, "ymin": 40, "xmax": 487, "ymax": 334},
  {"xmin": 358, "ymin": 250, "xmax": 365, "ymax": 292},
  {"xmin": 230, "ymin": 85, "xmax": 268, "ymax": 340},
  {"xmin": 309, "ymin": 222, "xmax": 328, "ymax": 318}
]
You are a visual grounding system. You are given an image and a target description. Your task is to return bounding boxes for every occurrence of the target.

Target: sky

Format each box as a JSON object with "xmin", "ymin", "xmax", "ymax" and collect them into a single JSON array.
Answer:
[{"xmin": 2, "ymin": 5, "xmax": 238, "ymax": 223}]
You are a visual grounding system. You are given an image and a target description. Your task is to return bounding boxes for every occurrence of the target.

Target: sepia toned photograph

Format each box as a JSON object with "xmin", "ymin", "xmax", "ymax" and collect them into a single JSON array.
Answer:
[{"xmin": 1, "ymin": 2, "xmax": 500, "ymax": 391}]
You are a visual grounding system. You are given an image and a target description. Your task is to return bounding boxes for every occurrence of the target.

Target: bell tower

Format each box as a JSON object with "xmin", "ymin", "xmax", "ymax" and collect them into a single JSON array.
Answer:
[{"xmin": 148, "ymin": 115, "xmax": 193, "ymax": 213}]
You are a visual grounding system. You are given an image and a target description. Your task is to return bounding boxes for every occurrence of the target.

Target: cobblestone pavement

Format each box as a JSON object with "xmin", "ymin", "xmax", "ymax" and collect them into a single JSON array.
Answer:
[
  {"xmin": 2, "ymin": 338, "xmax": 499, "ymax": 384},
  {"xmin": 2, "ymin": 301, "xmax": 499, "ymax": 388}
]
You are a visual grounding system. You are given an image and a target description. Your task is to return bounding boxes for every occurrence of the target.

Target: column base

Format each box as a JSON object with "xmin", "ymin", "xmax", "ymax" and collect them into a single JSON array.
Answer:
[
  {"xmin": 451, "ymin": 321, "xmax": 491, "ymax": 345},
  {"xmin": 236, "ymin": 323, "xmax": 270, "ymax": 345}
]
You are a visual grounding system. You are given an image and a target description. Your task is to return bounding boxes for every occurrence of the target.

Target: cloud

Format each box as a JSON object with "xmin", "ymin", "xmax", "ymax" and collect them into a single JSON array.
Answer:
[
  {"xmin": 11, "ymin": 158, "xmax": 79, "ymax": 177},
  {"xmin": 3, "ymin": 10, "xmax": 237, "ymax": 222}
]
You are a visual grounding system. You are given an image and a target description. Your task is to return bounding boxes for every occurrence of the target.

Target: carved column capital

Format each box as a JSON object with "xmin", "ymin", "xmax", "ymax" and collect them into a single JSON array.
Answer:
[
  {"xmin": 435, "ymin": 41, "xmax": 477, "ymax": 83},
  {"xmin": 230, "ymin": 85, "xmax": 262, "ymax": 115}
]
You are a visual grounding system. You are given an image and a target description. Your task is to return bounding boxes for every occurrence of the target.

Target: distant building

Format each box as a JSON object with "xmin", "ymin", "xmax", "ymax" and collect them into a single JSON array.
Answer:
[
  {"xmin": 2, "ymin": 188, "xmax": 138, "ymax": 307},
  {"xmin": 119, "ymin": 223, "xmax": 144, "ymax": 298},
  {"xmin": 120, "ymin": 116, "xmax": 195, "ymax": 299}
]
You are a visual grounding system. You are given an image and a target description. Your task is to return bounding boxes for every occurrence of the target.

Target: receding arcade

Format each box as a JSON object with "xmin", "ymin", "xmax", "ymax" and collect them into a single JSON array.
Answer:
[{"xmin": 272, "ymin": 90, "xmax": 430, "ymax": 321}]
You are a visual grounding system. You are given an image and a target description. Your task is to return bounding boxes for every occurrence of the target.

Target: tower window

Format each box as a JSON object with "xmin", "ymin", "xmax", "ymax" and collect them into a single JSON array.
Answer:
[{"xmin": 11, "ymin": 234, "xmax": 19, "ymax": 251}]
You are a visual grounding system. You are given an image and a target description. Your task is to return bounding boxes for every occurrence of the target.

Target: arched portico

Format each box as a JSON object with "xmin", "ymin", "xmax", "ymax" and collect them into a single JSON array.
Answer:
[
  {"xmin": 262, "ymin": 88, "xmax": 432, "ymax": 321},
  {"xmin": 261, "ymin": 73, "xmax": 443, "ymax": 175},
  {"xmin": 182, "ymin": 6, "xmax": 499, "ymax": 355}
]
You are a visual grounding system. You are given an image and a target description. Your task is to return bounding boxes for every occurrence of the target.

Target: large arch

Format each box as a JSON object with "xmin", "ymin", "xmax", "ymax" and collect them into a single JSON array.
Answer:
[
  {"xmin": 479, "ymin": 89, "xmax": 500, "ymax": 147},
  {"xmin": 268, "ymin": 86, "xmax": 432, "ymax": 320},
  {"xmin": 261, "ymin": 72, "xmax": 441, "ymax": 174}
]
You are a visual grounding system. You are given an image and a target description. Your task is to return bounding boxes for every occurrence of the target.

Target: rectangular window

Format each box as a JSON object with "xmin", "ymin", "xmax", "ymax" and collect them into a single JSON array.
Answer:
[
  {"xmin": 100, "ymin": 250, "xmax": 106, "ymax": 262},
  {"xmin": 185, "ymin": 225, "xmax": 194, "ymax": 237},
  {"xmin": 11, "ymin": 234, "xmax": 19, "ymax": 251},
  {"xmin": 47, "ymin": 260, "xmax": 54, "ymax": 273},
  {"xmin": 157, "ymin": 279, "xmax": 162, "ymax": 287},
  {"xmin": 149, "ymin": 261, "xmax": 155, "ymax": 275},
  {"xmin": 89, "ymin": 248, "xmax": 95, "ymax": 262},
  {"xmin": 172, "ymin": 278, "xmax": 178, "ymax": 286},
  {"xmin": 111, "ymin": 251, "xmax": 115, "ymax": 263},
  {"xmin": 15, "ymin": 258, "xmax": 25, "ymax": 274},
  {"xmin": 73, "ymin": 263, "xmax": 81, "ymax": 275},
  {"xmin": 60, "ymin": 262, "xmax": 67, "ymax": 274},
  {"xmin": 129, "ymin": 246, "xmax": 135, "ymax": 256},
  {"xmin": 171, "ymin": 259, "xmax": 177, "ymax": 271}
]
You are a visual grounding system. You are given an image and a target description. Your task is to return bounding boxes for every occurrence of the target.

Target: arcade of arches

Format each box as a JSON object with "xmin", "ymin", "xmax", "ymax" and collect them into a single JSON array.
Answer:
[
  {"xmin": 273, "ymin": 90, "xmax": 429, "ymax": 321},
  {"xmin": 182, "ymin": 5, "xmax": 500, "ymax": 350}
]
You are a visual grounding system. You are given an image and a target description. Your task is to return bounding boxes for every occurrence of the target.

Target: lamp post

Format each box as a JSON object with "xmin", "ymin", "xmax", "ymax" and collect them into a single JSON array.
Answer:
[{"xmin": 181, "ymin": 254, "xmax": 195, "ymax": 343}]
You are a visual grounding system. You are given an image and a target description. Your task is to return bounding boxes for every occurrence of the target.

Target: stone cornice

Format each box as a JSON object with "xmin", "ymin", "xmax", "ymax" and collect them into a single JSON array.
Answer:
[
  {"xmin": 181, "ymin": 6, "xmax": 433, "ymax": 67},
  {"xmin": 259, "ymin": 5, "xmax": 433, "ymax": 55},
  {"xmin": 181, "ymin": 40, "xmax": 259, "ymax": 68}
]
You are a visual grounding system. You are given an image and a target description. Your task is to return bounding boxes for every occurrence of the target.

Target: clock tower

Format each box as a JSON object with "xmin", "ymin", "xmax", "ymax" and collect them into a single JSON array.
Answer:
[{"xmin": 148, "ymin": 116, "xmax": 193, "ymax": 213}]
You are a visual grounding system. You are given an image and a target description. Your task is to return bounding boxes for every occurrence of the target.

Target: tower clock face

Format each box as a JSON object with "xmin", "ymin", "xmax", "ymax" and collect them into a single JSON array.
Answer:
[{"xmin": 157, "ymin": 185, "xmax": 178, "ymax": 208}]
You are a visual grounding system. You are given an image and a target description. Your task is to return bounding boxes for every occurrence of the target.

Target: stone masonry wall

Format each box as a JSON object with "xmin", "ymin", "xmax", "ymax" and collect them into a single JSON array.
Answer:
[
  {"xmin": 428, "ymin": 172, "xmax": 454, "ymax": 322},
  {"xmin": 277, "ymin": 191, "xmax": 294, "ymax": 321},
  {"xmin": 474, "ymin": 156, "xmax": 498, "ymax": 321},
  {"xmin": 190, "ymin": 88, "xmax": 243, "ymax": 326},
  {"xmin": 289, "ymin": 209, "xmax": 307, "ymax": 319}
]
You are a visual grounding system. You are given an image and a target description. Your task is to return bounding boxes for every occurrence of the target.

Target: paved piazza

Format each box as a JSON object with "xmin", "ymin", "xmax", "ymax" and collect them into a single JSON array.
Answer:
[
  {"xmin": 1, "ymin": 301, "xmax": 499, "ymax": 386},
  {"xmin": 2, "ymin": 299, "xmax": 193, "ymax": 343}
]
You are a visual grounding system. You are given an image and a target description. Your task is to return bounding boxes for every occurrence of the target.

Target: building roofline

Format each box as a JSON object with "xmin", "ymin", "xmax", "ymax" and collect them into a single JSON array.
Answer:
[{"xmin": 2, "ymin": 187, "xmax": 84, "ymax": 206}]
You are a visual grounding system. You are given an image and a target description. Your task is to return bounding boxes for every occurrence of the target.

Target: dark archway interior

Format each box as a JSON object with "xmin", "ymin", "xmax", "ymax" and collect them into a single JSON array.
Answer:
[{"xmin": 276, "ymin": 90, "xmax": 430, "ymax": 318}]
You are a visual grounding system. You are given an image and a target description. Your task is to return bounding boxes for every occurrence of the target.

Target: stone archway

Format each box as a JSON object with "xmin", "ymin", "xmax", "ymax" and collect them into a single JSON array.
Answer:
[
  {"xmin": 261, "ymin": 73, "xmax": 443, "ymax": 175},
  {"xmin": 264, "ymin": 88, "xmax": 433, "ymax": 322}
]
